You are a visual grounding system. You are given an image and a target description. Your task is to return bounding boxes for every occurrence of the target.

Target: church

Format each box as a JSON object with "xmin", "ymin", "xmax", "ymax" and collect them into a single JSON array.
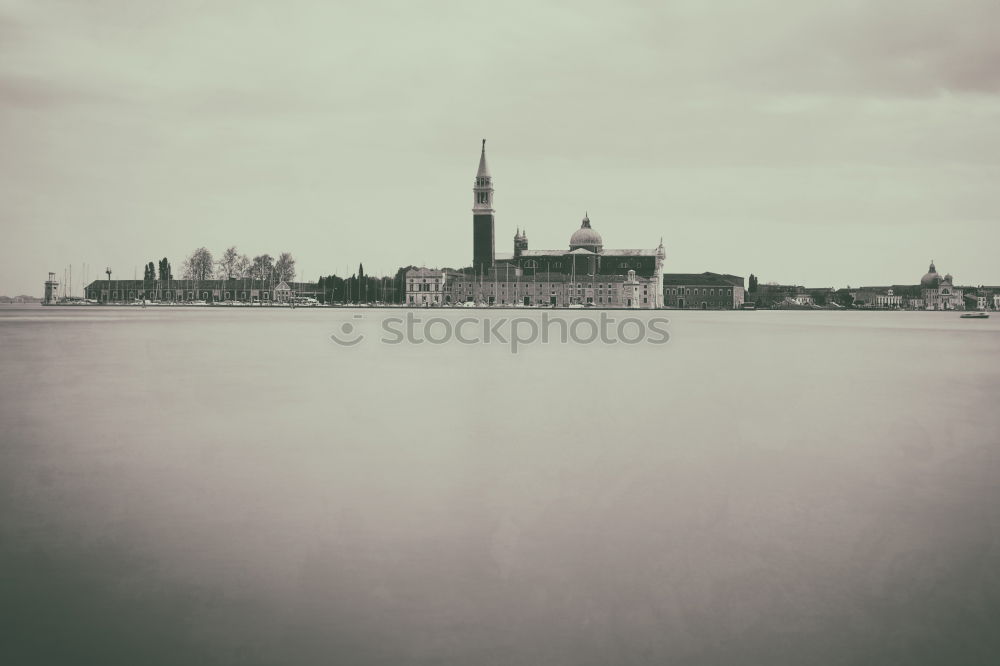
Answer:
[
  {"xmin": 920, "ymin": 261, "xmax": 964, "ymax": 310},
  {"xmin": 406, "ymin": 141, "xmax": 665, "ymax": 308}
]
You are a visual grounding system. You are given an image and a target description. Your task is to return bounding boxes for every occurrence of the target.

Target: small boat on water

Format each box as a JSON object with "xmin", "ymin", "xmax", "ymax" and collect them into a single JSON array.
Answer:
[{"xmin": 960, "ymin": 312, "xmax": 989, "ymax": 319}]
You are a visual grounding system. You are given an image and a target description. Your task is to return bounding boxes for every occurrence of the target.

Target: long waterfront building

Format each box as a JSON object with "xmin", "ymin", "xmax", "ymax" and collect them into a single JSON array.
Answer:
[
  {"xmin": 662, "ymin": 273, "xmax": 746, "ymax": 309},
  {"xmin": 82, "ymin": 278, "xmax": 321, "ymax": 303}
]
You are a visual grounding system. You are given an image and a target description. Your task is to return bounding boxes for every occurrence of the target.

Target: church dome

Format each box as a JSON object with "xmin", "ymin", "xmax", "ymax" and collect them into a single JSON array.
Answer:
[
  {"xmin": 569, "ymin": 213, "xmax": 603, "ymax": 250},
  {"xmin": 920, "ymin": 261, "xmax": 940, "ymax": 288}
]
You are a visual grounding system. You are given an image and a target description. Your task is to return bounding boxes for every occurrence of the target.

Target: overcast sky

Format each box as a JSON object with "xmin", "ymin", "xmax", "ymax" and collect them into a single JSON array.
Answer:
[{"xmin": 2, "ymin": 0, "xmax": 998, "ymax": 295}]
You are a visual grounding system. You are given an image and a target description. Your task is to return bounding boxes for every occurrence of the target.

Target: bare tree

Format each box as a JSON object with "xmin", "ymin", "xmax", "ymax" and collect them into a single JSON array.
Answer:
[
  {"xmin": 217, "ymin": 246, "xmax": 240, "ymax": 279},
  {"xmin": 250, "ymin": 254, "xmax": 274, "ymax": 280},
  {"xmin": 235, "ymin": 253, "xmax": 251, "ymax": 279},
  {"xmin": 182, "ymin": 247, "xmax": 214, "ymax": 281},
  {"xmin": 275, "ymin": 252, "xmax": 296, "ymax": 282}
]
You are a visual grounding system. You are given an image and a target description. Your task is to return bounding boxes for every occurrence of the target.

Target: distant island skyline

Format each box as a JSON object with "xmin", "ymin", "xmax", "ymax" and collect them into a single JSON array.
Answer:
[{"xmin": 16, "ymin": 247, "xmax": 999, "ymax": 301}]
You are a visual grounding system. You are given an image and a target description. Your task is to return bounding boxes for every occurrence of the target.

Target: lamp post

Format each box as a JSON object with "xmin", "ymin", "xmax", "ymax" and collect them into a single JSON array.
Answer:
[{"xmin": 105, "ymin": 266, "xmax": 112, "ymax": 304}]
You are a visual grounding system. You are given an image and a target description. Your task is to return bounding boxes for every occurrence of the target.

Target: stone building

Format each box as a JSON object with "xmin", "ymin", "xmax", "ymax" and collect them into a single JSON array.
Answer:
[
  {"xmin": 662, "ymin": 273, "xmax": 745, "ymax": 309},
  {"xmin": 447, "ymin": 268, "xmax": 656, "ymax": 307},
  {"xmin": 405, "ymin": 268, "xmax": 463, "ymax": 306},
  {"xmin": 405, "ymin": 266, "xmax": 660, "ymax": 308},
  {"xmin": 83, "ymin": 278, "xmax": 320, "ymax": 303}
]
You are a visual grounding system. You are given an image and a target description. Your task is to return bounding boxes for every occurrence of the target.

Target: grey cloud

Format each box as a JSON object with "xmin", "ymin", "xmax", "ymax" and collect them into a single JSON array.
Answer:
[
  {"xmin": 615, "ymin": 0, "xmax": 1000, "ymax": 97},
  {"xmin": 0, "ymin": 74, "xmax": 126, "ymax": 109},
  {"xmin": 784, "ymin": 3, "xmax": 1000, "ymax": 96}
]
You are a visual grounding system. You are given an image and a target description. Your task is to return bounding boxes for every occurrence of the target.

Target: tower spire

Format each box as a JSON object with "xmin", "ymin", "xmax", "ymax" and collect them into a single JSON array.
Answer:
[{"xmin": 477, "ymin": 139, "xmax": 491, "ymax": 178}]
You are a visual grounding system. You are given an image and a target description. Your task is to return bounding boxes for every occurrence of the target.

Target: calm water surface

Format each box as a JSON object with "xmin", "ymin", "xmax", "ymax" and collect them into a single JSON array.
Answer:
[{"xmin": 2, "ymin": 305, "xmax": 999, "ymax": 664}]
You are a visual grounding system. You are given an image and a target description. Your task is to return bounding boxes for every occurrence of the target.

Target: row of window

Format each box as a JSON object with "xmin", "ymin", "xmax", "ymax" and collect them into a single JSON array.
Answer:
[
  {"xmin": 95, "ymin": 290, "xmax": 279, "ymax": 300},
  {"xmin": 449, "ymin": 282, "xmax": 645, "ymax": 290},
  {"xmin": 406, "ymin": 295, "xmax": 652, "ymax": 305},
  {"xmin": 406, "ymin": 279, "xmax": 656, "ymax": 293},
  {"xmin": 668, "ymin": 287, "xmax": 732, "ymax": 296},
  {"xmin": 522, "ymin": 261, "xmax": 649, "ymax": 270}
]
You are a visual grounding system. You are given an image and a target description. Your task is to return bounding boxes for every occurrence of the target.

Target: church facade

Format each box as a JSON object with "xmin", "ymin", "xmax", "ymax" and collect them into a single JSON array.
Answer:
[
  {"xmin": 920, "ymin": 261, "xmax": 964, "ymax": 310},
  {"xmin": 407, "ymin": 141, "xmax": 664, "ymax": 308}
]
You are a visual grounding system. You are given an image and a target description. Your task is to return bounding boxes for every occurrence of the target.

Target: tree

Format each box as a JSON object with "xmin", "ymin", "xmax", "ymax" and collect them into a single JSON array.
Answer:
[
  {"xmin": 217, "ymin": 246, "xmax": 240, "ymax": 279},
  {"xmin": 158, "ymin": 258, "xmax": 172, "ymax": 281},
  {"xmin": 834, "ymin": 289, "xmax": 855, "ymax": 308},
  {"xmin": 143, "ymin": 262, "xmax": 155, "ymax": 282},
  {"xmin": 250, "ymin": 254, "xmax": 274, "ymax": 281},
  {"xmin": 392, "ymin": 266, "xmax": 410, "ymax": 304},
  {"xmin": 318, "ymin": 274, "xmax": 346, "ymax": 304},
  {"xmin": 182, "ymin": 247, "xmax": 214, "ymax": 281},
  {"xmin": 748, "ymin": 274, "xmax": 758, "ymax": 294},
  {"xmin": 275, "ymin": 252, "xmax": 296, "ymax": 282},
  {"xmin": 235, "ymin": 254, "xmax": 251, "ymax": 279}
]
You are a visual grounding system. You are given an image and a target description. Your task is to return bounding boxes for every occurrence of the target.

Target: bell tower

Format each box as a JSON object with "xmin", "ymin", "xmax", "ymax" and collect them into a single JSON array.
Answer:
[
  {"xmin": 472, "ymin": 139, "xmax": 495, "ymax": 274},
  {"xmin": 514, "ymin": 228, "xmax": 528, "ymax": 258}
]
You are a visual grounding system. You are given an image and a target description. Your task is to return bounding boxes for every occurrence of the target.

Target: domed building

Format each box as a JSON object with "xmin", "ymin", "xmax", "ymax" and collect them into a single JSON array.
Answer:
[
  {"xmin": 920, "ymin": 260, "xmax": 964, "ymax": 310},
  {"xmin": 920, "ymin": 261, "xmax": 944, "ymax": 289},
  {"xmin": 568, "ymin": 214, "xmax": 603, "ymax": 253},
  {"xmin": 409, "ymin": 140, "xmax": 665, "ymax": 308},
  {"xmin": 496, "ymin": 209, "xmax": 664, "ymax": 307}
]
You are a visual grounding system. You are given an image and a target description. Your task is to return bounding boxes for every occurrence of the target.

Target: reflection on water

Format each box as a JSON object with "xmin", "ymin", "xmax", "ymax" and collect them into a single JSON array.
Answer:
[{"xmin": 2, "ymin": 306, "xmax": 999, "ymax": 664}]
